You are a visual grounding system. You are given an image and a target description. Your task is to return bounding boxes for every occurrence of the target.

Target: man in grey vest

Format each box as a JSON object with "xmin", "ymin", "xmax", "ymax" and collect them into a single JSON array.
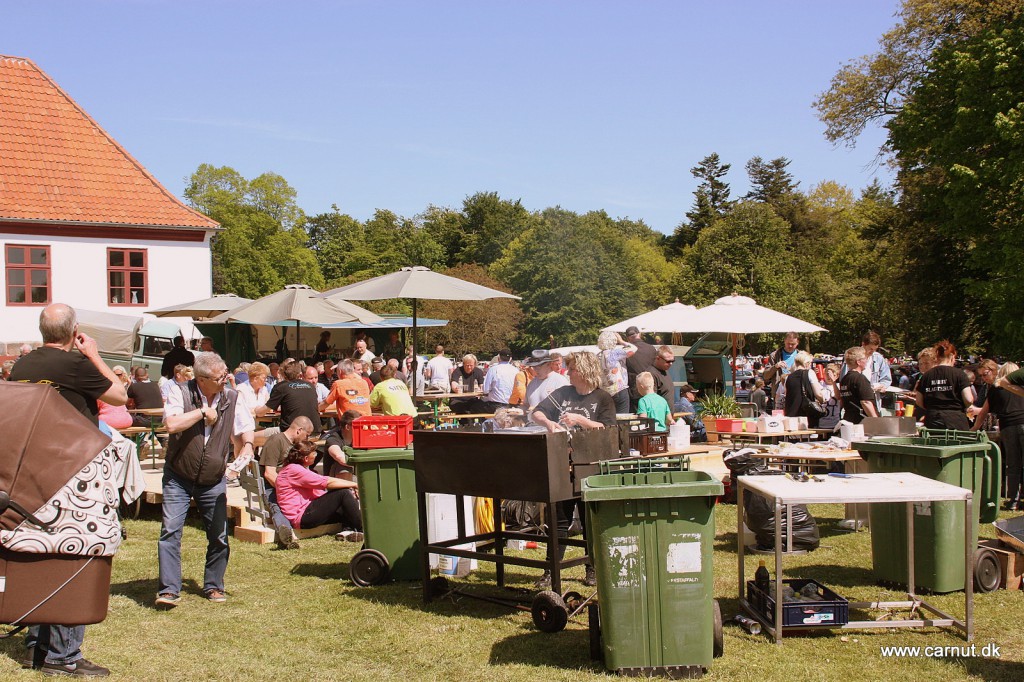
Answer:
[{"xmin": 156, "ymin": 352, "xmax": 255, "ymax": 608}]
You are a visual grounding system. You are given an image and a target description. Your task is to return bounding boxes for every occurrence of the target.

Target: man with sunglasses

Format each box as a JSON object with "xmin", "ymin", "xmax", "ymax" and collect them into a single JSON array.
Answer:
[
  {"xmin": 649, "ymin": 346, "xmax": 676, "ymax": 406},
  {"xmin": 157, "ymin": 352, "xmax": 255, "ymax": 608}
]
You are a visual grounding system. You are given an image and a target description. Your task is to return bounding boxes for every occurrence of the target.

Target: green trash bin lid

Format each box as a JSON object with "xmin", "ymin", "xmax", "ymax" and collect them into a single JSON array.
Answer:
[
  {"xmin": 582, "ymin": 469, "xmax": 723, "ymax": 502},
  {"xmin": 346, "ymin": 446, "xmax": 415, "ymax": 463},
  {"xmin": 853, "ymin": 428, "xmax": 993, "ymax": 458}
]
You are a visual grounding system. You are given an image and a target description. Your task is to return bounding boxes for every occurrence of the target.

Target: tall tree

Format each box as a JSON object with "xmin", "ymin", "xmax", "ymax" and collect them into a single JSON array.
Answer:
[
  {"xmin": 668, "ymin": 153, "xmax": 733, "ymax": 253},
  {"xmin": 457, "ymin": 192, "xmax": 534, "ymax": 266},
  {"xmin": 685, "ymin": 201, "xmax": 811, "ymax": 323},
  {"xmin": 887, "ymin": 15, "xmax": 1024, "ymax": 353},
  {"xmin": 814, "ymin": 0, "xmax": 1021, "ymax": 147},
  {"xmin": 493, "ymin": 208, "xmax": 667, "ymax": 348},
  {"xmin": 418, "ymin": 264, "xmax": 525, "ymax": 354},
  {"xmin": 184, "ymin": 165, "xmax": 323, "ymax": 297}
]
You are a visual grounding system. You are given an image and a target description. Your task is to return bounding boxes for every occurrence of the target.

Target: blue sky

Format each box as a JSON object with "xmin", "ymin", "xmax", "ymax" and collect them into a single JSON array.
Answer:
[{"xmin": 3, "ymin": 0, "xmax": 900, "ymax": 234}]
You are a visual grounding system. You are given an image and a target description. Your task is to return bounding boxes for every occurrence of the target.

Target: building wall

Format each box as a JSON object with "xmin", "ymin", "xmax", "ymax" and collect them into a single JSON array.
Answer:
[{"xmin": 1, "ymin": 231, "xmax": 212, "ymax": 345}]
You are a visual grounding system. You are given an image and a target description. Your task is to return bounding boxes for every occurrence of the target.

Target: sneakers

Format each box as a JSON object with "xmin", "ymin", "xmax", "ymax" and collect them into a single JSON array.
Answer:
[
  {"xmin": 276, "ymin": 523, "xmax": 300, "ymax": 550},
  {"xmin": 583, "ymin": 564, "xmax": 597, "ymax": 587},
  {"xmin": 205, "ymin": 590, "xmax": 227, "ymax": 603},
  {"xmin": 154, "ymin": 593, "xmax": 181, "ymax": 608},
  {"xmin": 534, "ymin": 570, "xmax": 552, "ymax": 590},
  {"xmin": 40, "ymin": 657, "xmax": 110, "ymax": 678},
  {"xmin": 335, "ymin": 530, "xmax": 364, "ymax": 543}
]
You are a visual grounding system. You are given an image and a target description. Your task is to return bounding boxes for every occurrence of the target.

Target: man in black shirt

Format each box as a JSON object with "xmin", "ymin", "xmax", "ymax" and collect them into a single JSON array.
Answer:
[
  {"xmin": 127, "ymin": 367, "xmax": 164, "ymax": 427},
  {"xmin": 624, "ymin": 326, "xmax": 657, "ymax": 410},
  {"xmin": 161, "ymin": 336, "xmax": 194, "ymax": 380},
  {"xmin": 257, "ymin": 359, "xmax": 321, "ymax": 433},
  {"xmin": 9, "ymin": 303, "xmax": 123, "ymax": 677}
]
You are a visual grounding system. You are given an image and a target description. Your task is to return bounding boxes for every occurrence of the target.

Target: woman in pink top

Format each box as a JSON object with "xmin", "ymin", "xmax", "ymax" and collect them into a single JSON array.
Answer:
[{"xmin": 274, "ymin": 441, "xmax": 362, "ymax": 531}]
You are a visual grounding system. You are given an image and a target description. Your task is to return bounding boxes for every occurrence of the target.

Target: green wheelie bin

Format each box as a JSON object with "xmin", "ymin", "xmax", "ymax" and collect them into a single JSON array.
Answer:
[
  {"xmin": 853, "ymin": 429, "xmax": 1001, "ymax": 593},
  {"xmin": 582, "ymin": 459, "xmax": 724, "ymax": 678},
  {"xmin": 347, "ymin": 446, "xmax": 421, "ymax": 586}
]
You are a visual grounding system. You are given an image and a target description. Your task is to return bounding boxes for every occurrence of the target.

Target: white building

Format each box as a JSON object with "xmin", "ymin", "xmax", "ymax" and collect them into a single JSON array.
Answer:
[{"xmin": 0, "ymin": 55, "xmax": 219, "ymax": 351}]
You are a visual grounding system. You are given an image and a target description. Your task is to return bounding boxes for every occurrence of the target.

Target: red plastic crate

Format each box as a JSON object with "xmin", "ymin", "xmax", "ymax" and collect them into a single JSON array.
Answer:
[{"xmin": 352, "ymin": 415, "xmax": 413, "ymax": 449}]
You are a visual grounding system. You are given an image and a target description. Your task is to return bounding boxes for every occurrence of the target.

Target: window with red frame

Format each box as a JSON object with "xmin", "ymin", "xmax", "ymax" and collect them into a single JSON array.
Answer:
[
  {"xmin": 108, "ymin": 248, "xmax": 148, "ymax": 306},
  {"xmin": 5, "ymin": 244, "xmax": 51, "ymax": 305}
]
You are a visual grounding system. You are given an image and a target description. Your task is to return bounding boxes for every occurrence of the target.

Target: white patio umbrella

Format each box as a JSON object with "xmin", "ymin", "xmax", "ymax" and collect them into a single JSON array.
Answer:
[
  {"xmin": 685, "ymin": 293, "xmax": 826, "ymax": 335},
  {"xmin": 684, "ymin": 293, "xmax": 826, "ymax": 392},
  {"xmin": 209, "ymin": 284, "xmax": 383, "ymax": 357},
  {"xmin": 601, "ymin": 299, "xmax": 699, "ymax": 334},
  {"xmin": 322, "ymin": 266, "xmax": 520, "ymax": 396},
  {"xmin": 146, "ymin": 293, "xmax": 252, "ymax": 319}
]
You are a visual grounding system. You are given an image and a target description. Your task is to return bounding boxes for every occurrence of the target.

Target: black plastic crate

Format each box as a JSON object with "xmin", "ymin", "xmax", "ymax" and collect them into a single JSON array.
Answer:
[
  {"xmin": 746, "ymin": 579, "xmax": 849, "ymax": 628},
  {"xmin": 616, "ymin": 417, "xmax": 656, "ymax": 455}
]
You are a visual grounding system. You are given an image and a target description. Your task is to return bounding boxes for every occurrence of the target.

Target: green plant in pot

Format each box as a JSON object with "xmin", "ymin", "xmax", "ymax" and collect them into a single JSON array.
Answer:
[{"xmin": 697, "ymin": 392, "xmax": 741, "ymax": 442}]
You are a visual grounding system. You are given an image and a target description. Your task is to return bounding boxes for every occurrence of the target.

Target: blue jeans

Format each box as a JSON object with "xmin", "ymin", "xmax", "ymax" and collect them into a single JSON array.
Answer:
[
  {"xmin": 157, "ymin": 469, "xmax": 229, "ymax": 596},
  {"xmin": 264, "ymin": 487, "xmax": 292, "ymax": 531},
  {"xmin": 26, "ymin": 624, "xmax": 84, "ymax": 665}
]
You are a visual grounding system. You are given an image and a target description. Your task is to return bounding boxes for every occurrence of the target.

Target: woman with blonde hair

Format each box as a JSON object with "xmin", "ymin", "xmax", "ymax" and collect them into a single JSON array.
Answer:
[
  {"xmin": 596, "ymin": 331, "xmax": 636, "ymax": 414},
  {"xmin": 529, "ymin": 350, "xmax": 614, "ymax": 590},
  {"xmin": 783, "ymin": 351, "xmax": 826, "ymax": 428}
]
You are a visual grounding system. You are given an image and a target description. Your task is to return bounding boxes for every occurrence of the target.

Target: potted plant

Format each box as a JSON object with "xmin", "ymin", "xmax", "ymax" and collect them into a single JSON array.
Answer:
[{"xmin": 696, "ymin": 392, "xmax": 741, "ymax": 443}]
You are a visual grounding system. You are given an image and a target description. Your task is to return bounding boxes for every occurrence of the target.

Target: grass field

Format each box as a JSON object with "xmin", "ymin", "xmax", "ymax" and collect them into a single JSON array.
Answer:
[{"xmin": 1, "ymin": 502, "xmax": 1022, "ymax": 681}]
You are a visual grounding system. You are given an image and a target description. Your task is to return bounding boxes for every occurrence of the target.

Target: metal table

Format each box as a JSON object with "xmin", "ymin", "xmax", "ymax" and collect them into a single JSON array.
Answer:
[
  {"xmin": 413, "ymin": 427, "xmax": 616, "ymax": 597},
  {"xmin": 737, "ymin": 472, "xmax": 974, "ymax": 643}
]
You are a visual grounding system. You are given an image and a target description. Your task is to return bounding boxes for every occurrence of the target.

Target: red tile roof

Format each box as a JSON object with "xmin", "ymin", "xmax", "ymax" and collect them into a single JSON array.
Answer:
[{"xmin": 0, "ymin": 55, "xmax": 218, "ymax": 229}]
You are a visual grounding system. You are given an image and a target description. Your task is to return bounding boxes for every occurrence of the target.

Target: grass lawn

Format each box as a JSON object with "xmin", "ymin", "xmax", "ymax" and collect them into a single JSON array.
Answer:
[{"xmin": 2, "ymin": 502, "xmax": 1022, "ymax": 681}]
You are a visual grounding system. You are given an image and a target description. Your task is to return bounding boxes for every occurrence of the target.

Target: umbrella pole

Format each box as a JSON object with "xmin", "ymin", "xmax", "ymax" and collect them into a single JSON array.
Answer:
[
  {"xmin": 731, "ymin": 333, "xmax": 738, "ymax": 397},
  {"xmin": 296, "ymin": 320, "xmax": 300, "ymax": 360},
  {"xmin": 411, "ymin": 298, "xmax": 418, "ymax": 398}
]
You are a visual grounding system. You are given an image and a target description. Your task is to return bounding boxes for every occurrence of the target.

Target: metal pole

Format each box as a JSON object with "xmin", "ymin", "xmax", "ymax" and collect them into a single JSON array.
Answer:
[{"xmin": 411, "ymin": 298, "xmax": 419, "ymax": 398}]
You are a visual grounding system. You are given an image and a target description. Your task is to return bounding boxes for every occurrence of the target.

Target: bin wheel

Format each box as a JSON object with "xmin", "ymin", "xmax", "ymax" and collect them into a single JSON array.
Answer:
[
  {"xmin": 712, "ymin": 599, "xmax": 724, "ymax": 658},
  {"xmin": 562, "ymin": 590, "xmax": 583, "ymax": 610},
  {"xmin": 532, "ymin": 590, "xmax": 569, "ymax": 633},
  {"xmin": 350, "ymin": 549, "xmax": 389, "ymax": 587},
  {"xmin": 427, "ymin": 576, "xmax": 450, "ymax": 599},
  {"xmin": 973, "ymin": 548, "xmax": 1001, "ymax": 593},
  {"xmin": 588, "ymin": 602, "xmax": 603, "ymax": 661}
]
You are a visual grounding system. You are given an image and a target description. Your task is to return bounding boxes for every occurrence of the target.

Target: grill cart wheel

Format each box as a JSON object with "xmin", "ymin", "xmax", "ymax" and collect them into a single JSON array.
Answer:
[{"xmin": 532, "ymin": 590, "xmax": 569, "ymax": 633}]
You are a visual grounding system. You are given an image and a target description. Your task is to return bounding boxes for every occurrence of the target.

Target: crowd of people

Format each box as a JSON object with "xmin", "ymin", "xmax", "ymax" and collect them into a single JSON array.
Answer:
[{"xmin": 8, "ymin": 307, "xmax": 1024, "ymax": 678}]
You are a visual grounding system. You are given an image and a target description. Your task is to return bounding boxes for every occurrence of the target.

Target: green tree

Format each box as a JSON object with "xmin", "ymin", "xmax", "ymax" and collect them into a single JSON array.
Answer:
[
  {"xmin": 887, "ymin": 16, "xmax": 1024, "ymax": 353},
  {"xmin": 458, "ymin": 192, "xmax": 535, "ymax": 266},
  {"xmin": 814, "ymin": 0, "xmax": 1021, "ymax": 146},
  {"xmin": 686, "ymin": 201, "xmax": 811, "ymax": 322},
  {"xmin": 418, "ymin": 264, "xmax": 525, "ymax": 354},
  {"xmin": 493, "ymin": 208, "xmax": 660, "ymax": 348},
  {"xmin": 184, "ymin": 165, "xmax": 322, "ymax": 297},
  {"xmin": 668, "ymin": 153, "xmax": 733, "ymax": 253}
]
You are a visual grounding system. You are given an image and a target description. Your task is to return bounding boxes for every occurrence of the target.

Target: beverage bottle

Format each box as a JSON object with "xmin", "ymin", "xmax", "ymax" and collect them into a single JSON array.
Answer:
[{"xmin": 755, "ymin": 559, "xmax": 770, "ymax": 593}]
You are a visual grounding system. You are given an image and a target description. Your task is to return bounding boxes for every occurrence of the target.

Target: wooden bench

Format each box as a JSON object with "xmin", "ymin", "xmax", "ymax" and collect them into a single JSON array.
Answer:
[{"xmin": 235, "ymin": 461, "xmax": 342, "ymax": 545}]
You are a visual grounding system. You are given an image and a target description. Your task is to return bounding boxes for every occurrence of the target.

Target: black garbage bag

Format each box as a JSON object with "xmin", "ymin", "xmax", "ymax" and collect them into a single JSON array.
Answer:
[
  {"xmin": 502, "ymin": 500, "xmax": 545, "ymax": 534},
  {"xmin": 724, "ymin": 448, "xmax": 820, "ymax": 552}
]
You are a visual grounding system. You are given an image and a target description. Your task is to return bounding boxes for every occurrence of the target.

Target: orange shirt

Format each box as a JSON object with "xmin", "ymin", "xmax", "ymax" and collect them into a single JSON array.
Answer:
[{"xmin": 325, "ymin": 376, "xmax": 372, "ymax": 416}]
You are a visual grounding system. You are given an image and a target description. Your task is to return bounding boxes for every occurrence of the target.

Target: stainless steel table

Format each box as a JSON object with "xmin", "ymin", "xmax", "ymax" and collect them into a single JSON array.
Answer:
[{"xmin": 737, "ymin": 472, "xmax": 974, "ymax": 643}]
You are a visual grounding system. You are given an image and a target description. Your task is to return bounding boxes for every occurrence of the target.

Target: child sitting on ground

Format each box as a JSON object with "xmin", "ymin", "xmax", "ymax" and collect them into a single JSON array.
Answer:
[{"xmin": 636, "ymin": 371, "xmax": 675, "ymax": 432}]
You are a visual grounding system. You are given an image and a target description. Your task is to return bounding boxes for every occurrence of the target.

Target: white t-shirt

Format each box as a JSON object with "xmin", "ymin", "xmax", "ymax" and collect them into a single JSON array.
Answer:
[
  {"xmin": 164, "ymin": 383, "xmax": 255, "ymax": 443},
  {"xmin": 526, "ymin": 372, "xmax": 570, "ymax": 415},
  {"xmin": 425, "ymin": 355, "xmax": 454, "ymax": 390}
]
